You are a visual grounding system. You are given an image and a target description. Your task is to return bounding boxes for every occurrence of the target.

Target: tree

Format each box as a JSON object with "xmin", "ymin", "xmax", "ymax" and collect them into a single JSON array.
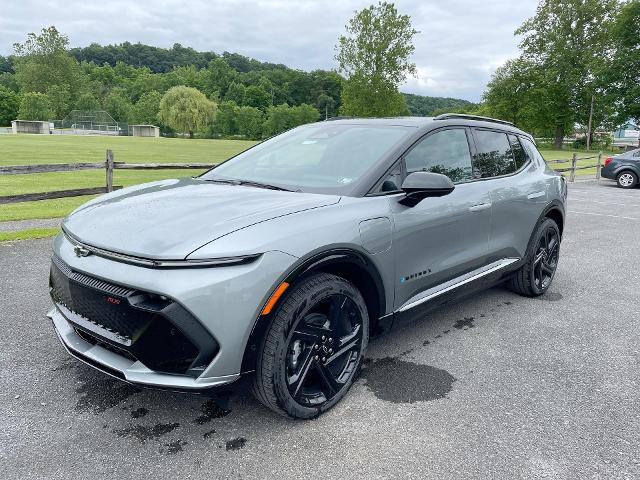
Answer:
[
  {"xmin": 45, "ymin": 84, "xmax": 71, "ymax": 119},
  {"xmin": 224, "ymin": 81, "xmax": 246, "ymax": 105},
  {"xmin": 74, "ymin": 92, "xmax": 100, "ymax": 111},
  {"xmin": 0, "ymin": 86, "xmax": 20, "ymax": 125},
  {"xmin": 335, "ymin": 1, "xmax": 417, "ymax": 116},
  {"xmin": 13, "ymin": 26, "xmax": 83, "ymax": 94},
  {"xmin": 0, "ymin": 55, "xmax": 13, "ymax": 73},
  {"xmin": 482, "ymin": 58, "xmax": 547, "ymax": 133},
  {"xmin": 515, "ymin": 0, "xmax": 619, "ymax": 147},
  {"xmin": 213, "ymin": 101, "xmax": 238, "ymax": 136},
  {"xmin": 607, "ymin": 0, "xmax": 640, "ymax": 124},
  {"xmin": 235, "ymin": 106, "xmax": 264, "ymax": 139},
  {"xmin": 18, "ymin": 92, "xmax": 52, "ymax": 120},
  {"xmin": 340, "ymin": 72, "xmax": 410, "ymax": 116},
  {"xmin": 203, "ymin": 57, "xmax": 237, "ymax": 98},
  {"xmin": 131, "ymin": 90, "xmax": 162, "ymax": 124},
  {"xmin": 244, "ymin": 85, "xmax": 271, "ymax": 110},
  {"xmin": 158, "ymin": 85, "xmax": 216, "ymax": 138},
  {"xmin": 263, "ymin": 103, "xmax": 319, "ymax": 136},
  {"xmin": 104, "ymin": 89, "xmax": 132, "ymax": 122}
]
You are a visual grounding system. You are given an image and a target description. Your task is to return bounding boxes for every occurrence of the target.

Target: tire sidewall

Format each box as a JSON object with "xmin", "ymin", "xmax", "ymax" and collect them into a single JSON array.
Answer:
[
  {"xmin": 617, "ymin": 171, "xmax": 638, "ymax": 189},
  {"xmin": 269, "ymin": 274, "xmax": 369, "ymax": 419}
]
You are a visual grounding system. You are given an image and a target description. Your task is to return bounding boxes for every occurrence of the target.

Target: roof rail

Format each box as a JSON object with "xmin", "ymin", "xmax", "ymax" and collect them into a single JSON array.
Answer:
[
  {"xmin": 433, "ymin": 113, "xmax": 514, "ymax": 127},
  {"xmin": 324, "ymin": 116, "xmax": 357, "ymax": 121}
]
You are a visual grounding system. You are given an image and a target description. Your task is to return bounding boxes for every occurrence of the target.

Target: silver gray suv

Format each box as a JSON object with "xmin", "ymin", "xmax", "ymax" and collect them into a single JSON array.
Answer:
[{"xmin": 48, "ymin": 114, "xmax": 566, "ymax": 418}]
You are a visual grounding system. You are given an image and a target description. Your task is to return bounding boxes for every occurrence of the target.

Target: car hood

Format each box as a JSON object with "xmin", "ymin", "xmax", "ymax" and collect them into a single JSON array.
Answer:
[{"xmin": 63, "ymin": 177, "xmax": 340, "ymax": 259}]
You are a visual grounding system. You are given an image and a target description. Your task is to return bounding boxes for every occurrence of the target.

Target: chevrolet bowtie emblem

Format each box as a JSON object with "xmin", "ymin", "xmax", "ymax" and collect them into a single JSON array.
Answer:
[{"xmin": 73, "ymin": 245, "xmax": 91, "ymax": 257}]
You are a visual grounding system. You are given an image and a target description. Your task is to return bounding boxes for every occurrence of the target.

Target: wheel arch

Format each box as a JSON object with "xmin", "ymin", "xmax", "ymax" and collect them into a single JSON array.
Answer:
[
  {"xmin": 240, "ymin": 248, "xmax": 387, "ymax": 373},
  {"xmin": 544, "ymin": 202, "xmax": 565, "ymax": 237}
]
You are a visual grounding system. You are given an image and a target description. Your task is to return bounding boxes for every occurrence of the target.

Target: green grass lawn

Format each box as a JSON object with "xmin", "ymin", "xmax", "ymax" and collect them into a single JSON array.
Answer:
[
  {"xmin": 0, "ymin": 134, "xmax": 618, "ymax": 233},
  {"xmin": 538, "ymin": 148, "xmax": 615, "ymax": 177},
  {"xmin": 0, "ymin": 135, "xmax": 256, "ymax": 165},
  {"xmin": 0, "ymin": 135, "xmax": 256, "ymax": 223}
]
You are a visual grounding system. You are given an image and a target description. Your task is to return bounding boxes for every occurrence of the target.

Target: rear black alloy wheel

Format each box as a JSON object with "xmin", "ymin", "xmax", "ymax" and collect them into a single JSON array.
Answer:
[
  {"xmin": 532, "ymin": 224, "xmax": 560, "ymax": 291},
  {"xmin": 509, "ymin": 217, "xmax": 560, "ymax": 297},
  {"xmin": 252, "ymin": 273, "xmax": 369, "ymax": 419}
]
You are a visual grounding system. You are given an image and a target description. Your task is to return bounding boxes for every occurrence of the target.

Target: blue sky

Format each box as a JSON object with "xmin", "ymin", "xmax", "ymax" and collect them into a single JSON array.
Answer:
[{"xmin": 0, "ymin": 0, "xmax": 539, "ymax": 101}]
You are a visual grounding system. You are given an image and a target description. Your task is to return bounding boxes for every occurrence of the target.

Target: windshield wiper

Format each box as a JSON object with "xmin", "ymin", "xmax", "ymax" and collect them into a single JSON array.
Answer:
[
  {"xmin": 204, "ymin": 177, "xmax": 294, "ymax": 192},
  {"xmin": 235, "ymin": 179, "xmax": 295, "ymax": 192}
]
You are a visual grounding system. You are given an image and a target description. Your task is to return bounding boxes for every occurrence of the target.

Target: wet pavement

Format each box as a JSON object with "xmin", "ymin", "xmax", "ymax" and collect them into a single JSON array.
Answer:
[{"xmin": 1, "ymin": 181, "xmax": 639, "ymax": 479}]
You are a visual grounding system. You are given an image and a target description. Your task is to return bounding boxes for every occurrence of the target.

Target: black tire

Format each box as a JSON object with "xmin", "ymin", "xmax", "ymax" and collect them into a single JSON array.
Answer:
[
  {"xmin": 508, "ymin": 218, "xmax": 561, "ymax": 297},
  {"xmin": 616, "ymin": 171, "xmax": 638, "ymax": 189},
  {"xmin": 251, "ymin": 273, "xmax": 369, "ymax": 419}
]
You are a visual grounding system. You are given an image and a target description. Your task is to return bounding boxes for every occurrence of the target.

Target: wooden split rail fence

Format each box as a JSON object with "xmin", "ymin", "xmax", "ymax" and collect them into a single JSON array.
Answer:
[
  {"xmin": 546, "ymin": 152, "xmax": 604, "ymax": 182},
  {"xmin": 0, "ymin": 149, "xmax": 607, "ymax": 205},
  {"xmin": 0, "ymin": 149, "xmax": 216, "ymax": 205}
]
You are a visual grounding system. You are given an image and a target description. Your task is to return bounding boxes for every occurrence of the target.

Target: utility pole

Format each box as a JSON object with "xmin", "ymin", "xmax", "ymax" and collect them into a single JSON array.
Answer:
[
  {"xmin": 586, "ymin": 94, "xmax": 595, "ymax": 151},
  {"xmin": 325, "ymin": 104, "xmax": 328, "ymax": 120}
]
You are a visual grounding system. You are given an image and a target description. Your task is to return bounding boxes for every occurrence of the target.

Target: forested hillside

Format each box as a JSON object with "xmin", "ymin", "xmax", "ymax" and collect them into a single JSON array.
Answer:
[{"xmin": 0, "ymin": 34, "xmax": 471, "ymax": 138}]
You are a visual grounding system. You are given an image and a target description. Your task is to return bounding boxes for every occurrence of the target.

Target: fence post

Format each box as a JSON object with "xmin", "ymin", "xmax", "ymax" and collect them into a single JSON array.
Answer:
[
  {"xmin": 106, "ymin": 149, "xmax": 114, "ymax": 192},
  {"xmin": 596, "ymin": 151, "xmax": 602, "ymax": 183},
  {"xmin": 569, "ymin": 153, "xmax": 577, "ymax": 183}
]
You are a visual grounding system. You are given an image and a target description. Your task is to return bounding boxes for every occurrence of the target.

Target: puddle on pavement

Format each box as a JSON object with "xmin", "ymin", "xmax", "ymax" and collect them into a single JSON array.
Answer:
[
  {"xmin": 74, "ymin": 366, "xmax": 140, "ymax": 414},
  {"xmin": 454, "ymin": 317, "xmax": 475, "ymax": 330},
  {"xmin": 163, "ymin": 440, "xmax": 187, "ymax": 455},
  {"xmin": 361, "ymin": 357, "xmax": 455, "ymax": 403},
  {"xmin": 131, "ymin": 407, "xmax": 149, "ymax": 418},
  {"xmin": 194, "ymin": 399, "xmax": 231, "ymax": 424},
  {"xmin": 226, "ymin": 437, "xmax": 246, "ymax": 451}
]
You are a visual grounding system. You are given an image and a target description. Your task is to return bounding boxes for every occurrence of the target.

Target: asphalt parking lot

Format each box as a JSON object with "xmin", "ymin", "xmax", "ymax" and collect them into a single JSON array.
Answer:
[{"xmin": 1, "ymin": 180, "xmax": 639, "ymax": 479}]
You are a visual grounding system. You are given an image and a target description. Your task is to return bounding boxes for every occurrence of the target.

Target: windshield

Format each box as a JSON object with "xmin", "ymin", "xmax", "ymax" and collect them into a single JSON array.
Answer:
[{"xmin": 201, "ymin": 123, "xmax": 413, "ymax": 194}]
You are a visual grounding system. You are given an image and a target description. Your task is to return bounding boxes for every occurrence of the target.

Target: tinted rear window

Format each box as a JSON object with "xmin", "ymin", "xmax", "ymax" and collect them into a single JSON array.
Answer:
[
  {"xmin": 508, "ymin": 134, "xmax": 528, "ymax": 170},
  {"xmin": 473, "ymin": 130, "xmax": 516, "ymax": 178}
]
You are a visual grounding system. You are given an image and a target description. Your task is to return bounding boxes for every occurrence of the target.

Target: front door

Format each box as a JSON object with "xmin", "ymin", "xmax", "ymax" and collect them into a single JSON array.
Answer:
[{"xmin": 390, "ymin": 127, "xmax": 492, "ymax": 311}]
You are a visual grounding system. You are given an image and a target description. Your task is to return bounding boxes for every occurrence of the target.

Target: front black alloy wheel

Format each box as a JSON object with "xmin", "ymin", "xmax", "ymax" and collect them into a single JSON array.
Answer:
[
  {"xmin": 509, "ymin": 217, "xmax": 561, "ymax": 297},
  {"xmin": 252, "ymin": 273, "xmax": 369, "ymax": 418}
]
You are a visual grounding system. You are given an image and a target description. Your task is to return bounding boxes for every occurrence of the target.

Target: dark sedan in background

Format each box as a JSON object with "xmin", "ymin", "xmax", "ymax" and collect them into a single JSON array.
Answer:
[{"xmin": 602, "ymin": 148, "xmax": 640, "ymax": 188}]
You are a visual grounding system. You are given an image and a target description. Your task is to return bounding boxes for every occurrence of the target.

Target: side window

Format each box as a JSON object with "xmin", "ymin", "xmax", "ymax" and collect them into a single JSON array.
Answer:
[
  {"xmin": 520, "ymin": 137, "xmax": 546, "ymax": 167},
  {"xmin": 508, "ymin": 134, "xmax": 528, "ymax": 170},
  {"xmin": 404, "ymin": 129, "xmax": 473, "ymax": 183},
  {"xmin": 473, "ymin": 129, "xmax": 517, "ymax": 178}
]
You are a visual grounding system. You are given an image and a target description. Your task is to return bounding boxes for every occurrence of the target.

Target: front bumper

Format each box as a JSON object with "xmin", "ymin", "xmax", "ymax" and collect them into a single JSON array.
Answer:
[
  {"xmin": 48, "ymin": 232, "xmax": 298, "ymax": 389},
  {"xmin": 48, "ymin": 306, "xmax": 239, "ymax": 390}
]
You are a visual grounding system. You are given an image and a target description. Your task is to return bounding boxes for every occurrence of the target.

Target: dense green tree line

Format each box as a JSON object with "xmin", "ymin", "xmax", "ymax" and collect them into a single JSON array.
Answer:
[
  {"xmin": 0, "ymin": 27, "xmax": 344, "ymax": 137},
  {"xmin": 0, "ymin": 22, "xmax": 470, "ymax": 136},
  {"xmin": 480, "ymin": 0, "xmax": 639, "ymax": 148}
]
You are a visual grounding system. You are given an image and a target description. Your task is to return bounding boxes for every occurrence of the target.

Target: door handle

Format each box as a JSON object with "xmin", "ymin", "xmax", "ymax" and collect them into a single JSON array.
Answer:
[{"xmin": 469, "ymin": 203, "xmax": 491, "ymax": 212}]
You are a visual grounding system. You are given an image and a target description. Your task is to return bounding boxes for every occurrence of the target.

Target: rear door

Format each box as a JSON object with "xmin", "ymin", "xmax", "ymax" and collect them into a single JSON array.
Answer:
[
  {"xmin": 470, "ymin": 129, "xmax": 546, "ymax": 260},
  {"xmin": 389, "ymin": 127, "xmax": 492, "ymax": 311}
]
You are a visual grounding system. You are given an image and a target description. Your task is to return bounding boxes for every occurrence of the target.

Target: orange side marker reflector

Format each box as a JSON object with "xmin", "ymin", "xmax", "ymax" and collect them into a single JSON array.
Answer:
[{"xmin": 261, "ymin": 282, "xmax": 289, "ymax": 316}]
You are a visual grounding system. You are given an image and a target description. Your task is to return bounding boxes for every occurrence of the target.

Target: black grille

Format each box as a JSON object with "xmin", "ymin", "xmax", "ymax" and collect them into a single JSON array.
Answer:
[
  {"xmin": 50, "ymin": 255, "xmax": 218, "ymax": 376},
  {"xmin": 50, "ymin": 257, "xmax": 148, "ymax": 341}
]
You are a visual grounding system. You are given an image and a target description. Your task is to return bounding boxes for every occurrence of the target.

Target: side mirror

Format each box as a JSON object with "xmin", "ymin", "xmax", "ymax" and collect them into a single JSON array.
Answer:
[{"xmin": 399, "ymin": 171, "xmax": 455, "ymax": 207}]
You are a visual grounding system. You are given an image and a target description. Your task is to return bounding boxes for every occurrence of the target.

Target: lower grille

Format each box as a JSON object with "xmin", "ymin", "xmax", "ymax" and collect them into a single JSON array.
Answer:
[{"xmin": 49, "ymin": 255, "xmax": 218, "ymax": 376}]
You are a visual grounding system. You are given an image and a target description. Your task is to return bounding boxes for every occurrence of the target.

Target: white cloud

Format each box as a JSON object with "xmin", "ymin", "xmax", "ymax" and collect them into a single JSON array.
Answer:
[{"xmin": 0, "ymin": 0, "xmax": 538, "ymax": 101}]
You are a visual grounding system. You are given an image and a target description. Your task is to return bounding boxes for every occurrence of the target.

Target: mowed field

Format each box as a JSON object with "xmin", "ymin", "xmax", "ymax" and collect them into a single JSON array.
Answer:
[
  {"xmin": 0, "ymin": 135, "xmax": 256, "ymax": 223},
  {"xmin": 0, "ymin": 134, "xmax": 617, "ymax": 230}
]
